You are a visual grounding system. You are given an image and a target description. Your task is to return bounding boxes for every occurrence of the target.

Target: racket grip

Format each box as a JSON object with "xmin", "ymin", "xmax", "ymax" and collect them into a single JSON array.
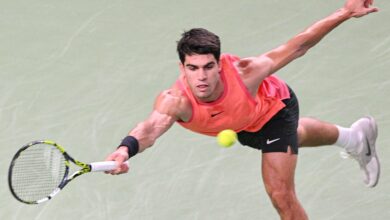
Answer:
[{"xmin": 90, "ymin": 161, "xmax": 129, "ymax": 172}]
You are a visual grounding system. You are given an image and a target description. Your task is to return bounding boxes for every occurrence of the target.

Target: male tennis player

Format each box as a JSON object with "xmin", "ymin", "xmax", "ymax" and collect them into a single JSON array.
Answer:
[{"xmin": 105, "ymin": 0, "xmax": 380, "ymax": 219}]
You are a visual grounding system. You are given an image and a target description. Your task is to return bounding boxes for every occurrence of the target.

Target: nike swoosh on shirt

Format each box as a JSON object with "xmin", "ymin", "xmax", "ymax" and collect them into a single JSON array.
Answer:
[{"xmin": 211, "ymin": 111, "xmax": 224, "ymax": 117}]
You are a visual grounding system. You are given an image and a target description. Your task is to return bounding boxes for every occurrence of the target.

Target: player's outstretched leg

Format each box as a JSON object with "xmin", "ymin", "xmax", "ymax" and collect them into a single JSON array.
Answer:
[{"xmin": 298, "ymin": 116, "xmax": 380, "ymax": 187}]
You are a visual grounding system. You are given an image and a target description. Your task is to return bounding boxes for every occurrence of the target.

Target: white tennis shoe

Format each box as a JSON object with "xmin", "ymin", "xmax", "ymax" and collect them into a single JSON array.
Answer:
[{"xmin": 341, "ymin": 116, "xmax": 380, "ymax": 187}]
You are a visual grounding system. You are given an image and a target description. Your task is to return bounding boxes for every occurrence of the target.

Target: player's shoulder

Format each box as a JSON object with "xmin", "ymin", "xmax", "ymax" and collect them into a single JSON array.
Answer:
[
  {"xmin": 219, "ymin": 53, "xmax": 240, "ymax": 66},
  {"xmin": 155, "ymin": 87, "xmax": 192, "ymax": 121},
  {"xmin": 220, "ymin": 53, "xmax": 272, "ymax": 75},
  {"xmin": 158, "ymin": 84, "xmax": 189, "ymax": 103},
  {"xmin": 236, "ymin": 55, "xmax": 273, "ymax": 76}
]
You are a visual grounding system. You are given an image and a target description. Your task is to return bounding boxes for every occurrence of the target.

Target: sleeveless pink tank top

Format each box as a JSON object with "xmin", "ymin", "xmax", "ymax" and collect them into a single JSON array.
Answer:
[{"xmin": 176, "ymin": 53, "xmax": 290, "ymax": 136}]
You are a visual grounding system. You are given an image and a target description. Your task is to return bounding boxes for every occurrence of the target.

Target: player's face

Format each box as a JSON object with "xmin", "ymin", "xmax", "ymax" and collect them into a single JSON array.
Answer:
[{"xmin": 180, "ymin": 54, "xmax": 223, "ymax": 102}]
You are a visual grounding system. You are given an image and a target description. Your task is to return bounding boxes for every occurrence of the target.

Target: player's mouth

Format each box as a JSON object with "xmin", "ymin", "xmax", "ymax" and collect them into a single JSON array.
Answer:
[{"xmin": 197, "ymin": 84, "xmax": 208, "ymax": 92}]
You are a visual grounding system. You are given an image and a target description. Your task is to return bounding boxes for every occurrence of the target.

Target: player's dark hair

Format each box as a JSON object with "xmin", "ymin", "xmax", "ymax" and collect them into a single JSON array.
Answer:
[{"xmin": 177, "ymin": 28, "xmax": 221, "ymax": 64}]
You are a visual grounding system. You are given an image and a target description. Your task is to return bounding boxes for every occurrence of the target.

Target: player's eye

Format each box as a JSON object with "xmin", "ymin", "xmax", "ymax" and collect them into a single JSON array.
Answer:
[
  {"xmin": 204, "ymin": 63, "xmax": 215, "ymax": 70},
  {"xmin": 187, "ymin": 65, "xmax": 197, "ymax": 71}
]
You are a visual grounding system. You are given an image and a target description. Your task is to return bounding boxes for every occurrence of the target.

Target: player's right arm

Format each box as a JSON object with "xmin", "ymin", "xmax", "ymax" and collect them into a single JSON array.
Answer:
[{"xmin": 105, "ymin": 87, "xmax": 191, "ymax": 174}]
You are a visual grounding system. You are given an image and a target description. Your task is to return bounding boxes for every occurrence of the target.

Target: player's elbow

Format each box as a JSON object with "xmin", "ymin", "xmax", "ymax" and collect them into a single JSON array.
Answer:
[
  {"xmin": 295, "ymin": 45, "xmax": 309, "ymax": 58},
  {"xmin": 292, "ymin": 32, "xmax": 313, "ymax": 58}
]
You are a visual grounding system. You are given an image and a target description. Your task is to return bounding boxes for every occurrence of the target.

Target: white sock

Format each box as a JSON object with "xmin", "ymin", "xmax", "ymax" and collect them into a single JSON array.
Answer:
[{"xmin": 335, "ymin": 125, "xmax": 360, "ymax": 150}]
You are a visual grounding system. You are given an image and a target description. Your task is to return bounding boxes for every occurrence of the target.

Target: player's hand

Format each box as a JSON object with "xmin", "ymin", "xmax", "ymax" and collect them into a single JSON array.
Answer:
[
  {"xmin": 104, "ymin": 147, "xmax": 129, "ymax": 175},
  {"xmin": 343, "ymin": 0, "xmax": 378, "ymax": 18}
]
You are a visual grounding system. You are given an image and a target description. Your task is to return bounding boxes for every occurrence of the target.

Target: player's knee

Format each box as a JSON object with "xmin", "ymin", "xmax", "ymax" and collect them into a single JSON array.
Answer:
[
  {"xmin": 268, "ymin": 188, "xmax": 296, "ymax": 212},
  {"xmin": 297, "ymin": 123, "xmax": 306, "ymax": 146}
]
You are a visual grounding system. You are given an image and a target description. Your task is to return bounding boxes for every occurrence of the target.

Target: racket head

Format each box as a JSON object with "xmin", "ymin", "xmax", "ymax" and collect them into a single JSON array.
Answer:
[{"xmin": 8, "ymin": 140, "xmax": 70, "ymax": 204}]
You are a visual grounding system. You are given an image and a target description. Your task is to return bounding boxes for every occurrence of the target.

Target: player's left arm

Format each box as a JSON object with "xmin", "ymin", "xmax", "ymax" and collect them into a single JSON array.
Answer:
[{"xmin": 237, "ymin": 0, "xmax": 378, "ymax": 94}]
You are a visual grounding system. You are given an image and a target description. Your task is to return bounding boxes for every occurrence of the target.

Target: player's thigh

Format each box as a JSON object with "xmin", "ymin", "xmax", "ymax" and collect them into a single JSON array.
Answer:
[{"xmin": 261, "ymin": 149, "xmax": 298, "ymax": 193}]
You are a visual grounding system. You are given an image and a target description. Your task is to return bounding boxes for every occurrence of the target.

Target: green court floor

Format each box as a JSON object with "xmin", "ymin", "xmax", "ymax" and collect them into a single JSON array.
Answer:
[{"xmin": 1, "ymin": 0, "xmax": 389, "ymax": 219}]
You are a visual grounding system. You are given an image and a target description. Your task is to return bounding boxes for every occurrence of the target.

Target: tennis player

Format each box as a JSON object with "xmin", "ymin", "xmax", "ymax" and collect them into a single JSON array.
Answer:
[{"xmin": 105, "ymin": 0, "xmax": 380, "ymax": 219}]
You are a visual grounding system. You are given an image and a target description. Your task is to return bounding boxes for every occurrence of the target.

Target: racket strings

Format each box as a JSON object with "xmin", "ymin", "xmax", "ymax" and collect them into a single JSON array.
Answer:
[{"xmin": 10, "ymin": 144, "xmax": 66, "ymax": 202}]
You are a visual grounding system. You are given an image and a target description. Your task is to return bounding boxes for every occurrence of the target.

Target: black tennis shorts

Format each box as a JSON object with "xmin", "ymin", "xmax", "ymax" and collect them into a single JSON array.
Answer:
[{"xmin": 237, "ymin": 86, "xmax": 299, "ymax": 154}]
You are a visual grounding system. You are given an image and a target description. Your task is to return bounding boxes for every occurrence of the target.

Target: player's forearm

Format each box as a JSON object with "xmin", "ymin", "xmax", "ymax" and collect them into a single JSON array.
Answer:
[
  {"xmin": 125, "ymin": 121, "xmax": 159, "ymax": 153},
  {"xmin": 294, "ymin": 8, "xmax": 352, "ymax": 53}
]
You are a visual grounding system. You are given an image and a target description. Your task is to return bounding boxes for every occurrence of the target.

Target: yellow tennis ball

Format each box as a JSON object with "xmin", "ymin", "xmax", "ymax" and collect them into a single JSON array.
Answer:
[{"xmin": 217, "ymin": 129, "xmax": 237, "ymax": 148}]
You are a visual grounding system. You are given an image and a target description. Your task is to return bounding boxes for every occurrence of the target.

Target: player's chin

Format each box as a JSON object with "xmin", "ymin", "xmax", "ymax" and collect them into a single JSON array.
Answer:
[
  {"xmin": 196, "ymin": 87, "xmax": 211, "ymax": 96},
  {"xmin": 195, "ymin": 93, "xmax": 212, "ymax": 101}
]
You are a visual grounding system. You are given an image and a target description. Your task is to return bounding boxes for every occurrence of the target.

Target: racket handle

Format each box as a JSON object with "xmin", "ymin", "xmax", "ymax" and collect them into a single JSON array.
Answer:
[{"xmin": 90, "ymin": 161, "xmax": 129, "ymax": 172}]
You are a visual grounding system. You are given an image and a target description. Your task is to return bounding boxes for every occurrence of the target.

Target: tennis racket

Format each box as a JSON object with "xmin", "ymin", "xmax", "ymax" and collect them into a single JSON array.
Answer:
[{"xmin": 8, "ymin": 140, "xmax": 128, "ymax": 204}]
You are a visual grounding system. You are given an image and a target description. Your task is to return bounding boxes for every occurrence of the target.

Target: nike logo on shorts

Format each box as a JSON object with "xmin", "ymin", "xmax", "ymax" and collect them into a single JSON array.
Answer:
[{"xmin": 266, "ymin": 138, "xmax": 280, "ymax": 145}]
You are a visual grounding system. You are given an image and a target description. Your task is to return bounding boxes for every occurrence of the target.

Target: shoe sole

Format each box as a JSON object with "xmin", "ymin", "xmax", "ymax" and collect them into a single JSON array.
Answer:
[{"xmin": 364, "ymin": 116, "xmax": 380, "ymax": 187}]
